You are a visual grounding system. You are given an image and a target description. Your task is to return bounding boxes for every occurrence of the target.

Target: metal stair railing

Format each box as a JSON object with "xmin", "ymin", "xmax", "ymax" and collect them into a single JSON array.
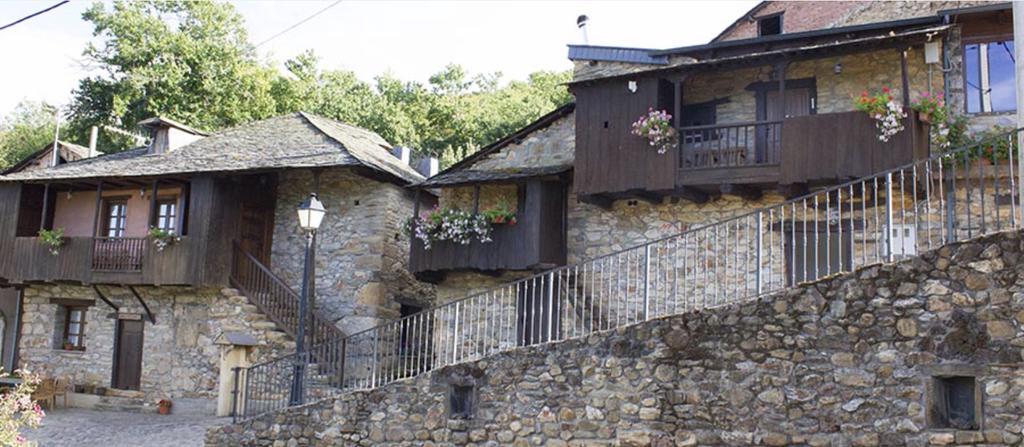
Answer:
[{"xmin": 232, "ymin": 129, "xmax": 1023, "ymax": 421}]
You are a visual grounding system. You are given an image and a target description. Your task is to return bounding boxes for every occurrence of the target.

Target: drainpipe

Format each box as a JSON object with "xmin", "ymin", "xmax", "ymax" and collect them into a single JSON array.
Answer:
[{"xmin": 1014, "ymin": 1, "xmax": 1024, "ymax": 221}]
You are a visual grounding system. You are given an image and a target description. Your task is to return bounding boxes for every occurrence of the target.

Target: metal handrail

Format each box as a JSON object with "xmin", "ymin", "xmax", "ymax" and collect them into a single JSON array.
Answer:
[{"xmin": 234, "ymin": 128, "xmax": 1023, "ymax": 420}]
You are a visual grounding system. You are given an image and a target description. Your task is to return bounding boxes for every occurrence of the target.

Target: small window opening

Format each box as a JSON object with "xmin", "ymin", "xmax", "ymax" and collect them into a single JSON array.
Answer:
[
  {"xmin": 929, "ymin": 376, "xmax": 979, "ymax": 430},
  {"xmin": 449, "ymin": 384, "xmax": 475, "ymax": 419},
  {"xmin": 758, "ymin": 14, "xmax": 782, "ymax": 36}
]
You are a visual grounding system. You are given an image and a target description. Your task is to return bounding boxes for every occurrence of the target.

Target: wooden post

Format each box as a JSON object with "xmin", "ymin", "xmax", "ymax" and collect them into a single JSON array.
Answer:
[
  {"xmin": 91, "ymin": 180, "xmax": 104, "ymax": 237},
  {"xmin": 775, "ymin": 61, "xmax": 789, "ymax": 120},
  {"xmin": 148, "ymin": 179, "xmax": 160, "ymax": 229},
  {"xmin": 472, "ymin": 185, "xmax": 481, "ymax": 214},
  {"xmin": 39, "ymin": 183, "xmax": 50, "ymax": 232},
  {"xmin": 900, "ymin": 48, "xmax": 911, "ymax": 106},
  {"xmin": 178, "ymin": 182, "xmax": 190, "ymax": 235}
]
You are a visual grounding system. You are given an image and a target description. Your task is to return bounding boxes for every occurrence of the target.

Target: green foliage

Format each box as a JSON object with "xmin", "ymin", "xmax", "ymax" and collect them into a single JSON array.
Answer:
[
  {"xmin": 52, "ymin": 0, "xmax": 572, "ymax": 168},
  {"xmin": 37, "ymin": 228, "xmax": 66, "ymax": 256},
  {"xmin": 0, "ymin": 101, "xmax": 56, "ymax": 171},
  {"xmin": 67, "ymin": 0, "xmax": 279, "ymax": 151}
]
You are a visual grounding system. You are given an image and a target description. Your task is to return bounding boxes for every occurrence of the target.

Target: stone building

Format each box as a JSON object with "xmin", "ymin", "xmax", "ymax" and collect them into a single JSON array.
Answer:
[{"xmin": 0, "ymin": 112, "xmax": 432, "ymax": 404}]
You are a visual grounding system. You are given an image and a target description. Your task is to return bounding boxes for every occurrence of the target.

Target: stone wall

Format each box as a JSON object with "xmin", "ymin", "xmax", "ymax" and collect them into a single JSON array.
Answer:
[
  {"xmin": 18, "ymin": 285, "xmax": 292, "ymax": 401},
  {"xmin": 209, "ymin": 229, "xmax": 1024, "ymax": 446},
  {"xmin": 271, "ymin": 168, "xmax": 432, "ymax": 335},
  {"xmin": 684, "ymin": 46, "xmax": 943, "ymax": 125}
]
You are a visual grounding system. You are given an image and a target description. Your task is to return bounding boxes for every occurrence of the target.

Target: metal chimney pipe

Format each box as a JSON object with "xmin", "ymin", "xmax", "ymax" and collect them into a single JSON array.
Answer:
[
  {"xmin": 577, "ymin": 14, "xmax": 589, "ymax": 45},
  {"xmin": 88, "ymin": 126, "xmax": 99, "ymax": 158},
  {"xmin": 50, "ymin": 107, "xmax": 61, "ymax": 167}
]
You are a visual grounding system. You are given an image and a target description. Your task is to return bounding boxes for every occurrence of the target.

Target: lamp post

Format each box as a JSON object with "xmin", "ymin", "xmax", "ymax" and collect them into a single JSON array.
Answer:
[{"xmin": 290, "ymin": 193, "xmax": 325, "ymax": 406}]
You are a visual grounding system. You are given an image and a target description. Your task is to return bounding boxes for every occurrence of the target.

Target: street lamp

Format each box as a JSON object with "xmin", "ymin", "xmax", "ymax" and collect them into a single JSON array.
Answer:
[{"xmin": 290, "ymin": 193, "xmax": 325, "ymax": 405}]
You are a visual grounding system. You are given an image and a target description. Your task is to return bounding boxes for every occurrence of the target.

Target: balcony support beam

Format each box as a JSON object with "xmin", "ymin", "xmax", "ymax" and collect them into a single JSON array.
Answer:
[
  {"xmin": 670, "ymin": 186, "xmax": 711, "ymax": 204},
  {"xmin": 127, "ymin": 285, "xmax": 156, "ymax": 324},
  {"xmin": 91, "ymin": 181, "xmax": 104, "ymax": 238},
  {"xmin": 579, "ymin": 193, "xmax": 614, "ymax": 210},
  {"xmin": 39, "ymin": 183, "xmax": 51, "ymax": 233},
  {"xmin": 91, "ymin": 285, "xmax": 119, "ymax": 311},
  {"xmin": 720, "ymin": 183, "xmax": 763, "ymax": 201}
]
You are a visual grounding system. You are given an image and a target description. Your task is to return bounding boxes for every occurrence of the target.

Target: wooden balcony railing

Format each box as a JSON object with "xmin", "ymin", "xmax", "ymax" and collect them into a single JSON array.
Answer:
[
  {"xmin": 679, "ymin": 120, "xmax": 782, "ymax": 170},
  {"xmin": 0, "ymin": 236, "xmax": 196, "ymax": 285},
  {"xmin": 92, "ymin": 237, "xmax": 146, "ymax": 271}
]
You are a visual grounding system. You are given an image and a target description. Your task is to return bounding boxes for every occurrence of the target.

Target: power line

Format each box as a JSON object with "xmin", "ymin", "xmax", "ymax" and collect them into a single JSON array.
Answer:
[
  {"xmin": 0, "ymin": 1, "xmax": 70, "ymax": 32},
  {"xmin": 254, "ymin": 0, "xmax": 343, "ymax": 48}
]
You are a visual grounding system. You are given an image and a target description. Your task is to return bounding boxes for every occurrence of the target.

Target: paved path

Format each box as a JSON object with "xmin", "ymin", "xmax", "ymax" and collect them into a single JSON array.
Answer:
[{"xmin": 25, "ymin": 400, "xmax": 229, "ymax": 447}]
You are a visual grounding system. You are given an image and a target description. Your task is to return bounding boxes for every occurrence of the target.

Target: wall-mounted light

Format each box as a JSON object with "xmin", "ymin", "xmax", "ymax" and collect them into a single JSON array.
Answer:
[
  {"xmin": 627, "ymin": 80, "xmax": 637, "ymax": 93},
  {"xmin": 140, "ymin": 188, "xmax": 146, "ymax": 198},
  {"xmin": 66, "ymin": 191, "xmax": 73, "ymax": 200},
  {"xmin": 833, "ymin": 62, "xmax": 843, "ymax": 74}
]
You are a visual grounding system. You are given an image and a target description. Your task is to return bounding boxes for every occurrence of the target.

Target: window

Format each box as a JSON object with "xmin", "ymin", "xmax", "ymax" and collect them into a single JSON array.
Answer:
[
  {"xmin": 928, "ymin": 376, "xmax": 979, "ymax": 430},
  {"xmin": 55, "ymin": 305, "xmax": 87, "ymax": 350},
  {"xmin": 449, "ymin": 384, "xmax": 475, "ymax": 419},
  {"xmin": 156, "ymin": 198, "xmax": 177, "ymax": 232},
  {"xmin": 104, "ymin": 199, "xmax": 128, "ymax": 238},
  {"xmin": 966, "ymin": 40, "xmax": 1016, "ymax": 113},
  {"xmin": 758, "ymin": 14, "xmax": 782, "ymax": 36}
]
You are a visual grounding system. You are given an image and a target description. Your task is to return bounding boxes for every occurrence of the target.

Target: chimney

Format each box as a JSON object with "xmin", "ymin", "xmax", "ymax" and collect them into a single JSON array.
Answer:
[
  {"xmin": 88, "ymin": 126, "xmax": 99, "ymax": 158},
  {"xmin": 391, "ymin": 146, "xmax": 412, "ymax": 165},
  {"xmin": 417, "ymin": 157, "xmax": 439, "ymax": 178},
  {"xmin": 577, "ymin": 14, "xmax": 590, "ymax": 45},
  {"xmin": 138, "ymin": 117, "xmax": 207, "ymax": 154}
]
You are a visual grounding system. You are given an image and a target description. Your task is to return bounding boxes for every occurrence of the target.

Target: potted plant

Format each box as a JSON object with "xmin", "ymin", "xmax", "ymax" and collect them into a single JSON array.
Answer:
[
  {"xmin": 854, "ymin": 87, "xmax": 907, "ymax": 142},
  {"xmin": 405, "ymin": 206, "xmax": 492, "ymax": 250},
  {"xmin": 157, "ymin": 398, "xmax": 173, "ymax": 415},
  {"xmin": 631, "ymin": 108, "xmax": 677, "ymax": 154},
  {"xmin": 481, "ymin": 203, "xmax": 517, "ymax": 226},
  {"xmin": 37, "ymin": 228, "xmax": 66, "ymax": 256},
  {"xmin": 148, "ymin": 227, "xmax": 181, "ymax": 252}
]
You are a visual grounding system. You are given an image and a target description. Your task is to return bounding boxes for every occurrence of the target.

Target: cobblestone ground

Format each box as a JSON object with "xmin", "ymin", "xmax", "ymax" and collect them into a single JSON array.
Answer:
[{"xmin": 25, "ymin": 399, "xmax": 229, "ymax": 447}]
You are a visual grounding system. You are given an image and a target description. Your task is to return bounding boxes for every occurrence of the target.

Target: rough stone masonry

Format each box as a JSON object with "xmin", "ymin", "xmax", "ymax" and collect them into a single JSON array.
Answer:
[{"xmin": 208, "ymin": 229, "xmax": 1024, "ymax": 446}]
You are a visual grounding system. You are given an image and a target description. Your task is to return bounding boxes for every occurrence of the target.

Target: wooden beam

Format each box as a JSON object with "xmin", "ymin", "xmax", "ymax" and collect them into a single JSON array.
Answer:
[
  {"xmin": 472, "ymin": 185, "xmax": 481, "ymax": 214},
  {"xmin": 148, "ymin": 179, "xmax": 159, "ymax": 229},
  {"xmin": 720, "ymin": 183, "xmax": 763, "ymax": 201},
  {"xmin": 627, "ymin": 189, "xmax": 664, "ymax": 205},
  {"xmin": 91, "ymin": 180, "xmax": 104, "ymax": 237},
  {"xmin": 126, "ymin": 285, "xmax": 155, "ymax": 324},
  {"xmin": 775, "ymin": 61, "xmax": 789, "ymax": 120},
  {"xmin": 39, "ymin": 183, "xmax": 50, "ymax": 232},
  {"xmin": 578, "ymin": 193, "xmax": 614, "ymax": 210},
  {"xmin": 671, "ymin": 186, "xmax": 711, "ymax": 204},
  {"xmin": 91, "ymin": 285, "xmax": 119, "ymax": 311},
  {"xmin": 178, "ymin": 181, "xmax": 190, "ymax": 235},
  {"xmin": 900, "ymin": 48, "xmax": 910, "ymax": 106}
]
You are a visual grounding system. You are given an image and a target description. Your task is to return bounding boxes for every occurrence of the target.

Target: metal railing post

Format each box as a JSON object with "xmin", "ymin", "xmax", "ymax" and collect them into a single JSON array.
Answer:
[
  {"xmin": 451, "ymin": 302, "xmax": 460, "ymax": 364},
  {"xmin": 755, "ymin": 211, "xmax": 763, "ymax": 295},
  {"xmin": 885, "ymin": 172, "xmax": 895, "ymax": 262},
  {"xmin": 642, "ymin": 245, "xmax": 651, "ymax": 321},
  {"xmin": 546, "ymin": 272, "xmax": 555, "ymax": 341}
]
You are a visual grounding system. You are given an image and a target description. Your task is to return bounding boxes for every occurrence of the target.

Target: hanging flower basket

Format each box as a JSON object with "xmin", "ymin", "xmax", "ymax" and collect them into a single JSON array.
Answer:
[
  {"xmin": 631, "ymin": 108, "xmax": 677, "ymax": 154},
  {"xmin": 405, "ymin": 207, "xmax": 492, "ymax": 250},
  {"xmin": 37, "ymin": 228, "xmax": 66, "ymax": 256},
  {"xmin": 855, "ymin": 87, "xmax": 907, "ymax": 142}
]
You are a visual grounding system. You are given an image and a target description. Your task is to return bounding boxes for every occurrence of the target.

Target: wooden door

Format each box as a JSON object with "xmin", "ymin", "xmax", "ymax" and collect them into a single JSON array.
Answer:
[
  {"xmin": 112, "ymin": 319, "xmax": 144, "ymax": 390},
  {"xmin": 238, "ymin": 206, "xmax": 274, "ymax": 265},
  {"xmin": 759, "ymin": 87, "xmax": 813, "ymax": 163}
]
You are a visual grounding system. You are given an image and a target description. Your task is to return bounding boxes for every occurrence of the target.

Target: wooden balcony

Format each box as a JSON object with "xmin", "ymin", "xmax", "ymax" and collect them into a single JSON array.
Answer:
[
  {"xmin": 409, "ymin": 180, "xmax": 566, "ymax": 283},
  {"xmin": 0, "ymin": 236, "xmax": 196, "ymax": 285},
  {"xmin": 675, "ymin": 110, "xmax": 930, "ymax": 190}
]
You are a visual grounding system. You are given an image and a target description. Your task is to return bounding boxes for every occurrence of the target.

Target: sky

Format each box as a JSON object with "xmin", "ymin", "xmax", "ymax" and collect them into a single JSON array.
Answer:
[{"xmin": 0, "ymin": 0, "xmax": 758, "ymax": 115}]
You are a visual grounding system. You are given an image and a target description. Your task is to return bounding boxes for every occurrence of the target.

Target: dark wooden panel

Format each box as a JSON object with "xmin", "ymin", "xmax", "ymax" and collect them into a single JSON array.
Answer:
[
  {"xmin": 573, "ymin": 77, "xmax": 678, "ymax": 197},
  {"xmin": 780, "ymin": 110, "xmax": 929, "ymax": 185},
  {"xmin": 112, "ymin": 319, "xmax": 144, "ymax": 391},
  {"xmin": 410, "ymin": 180, "xmax": 568, "ymax": 278}
]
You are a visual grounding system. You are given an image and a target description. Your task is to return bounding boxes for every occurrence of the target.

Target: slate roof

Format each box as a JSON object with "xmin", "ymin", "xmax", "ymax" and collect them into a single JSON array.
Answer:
[
  {"xmin": 419, "ymin": 103, "xmax": 575, "ymax": 188},
  {"xmin": 2, "ymin": 141, "xmax": 91, "ymax": 175},
  {"xmin": 1, "ymin": 112, "xmax": 424, "ymax": 185}
]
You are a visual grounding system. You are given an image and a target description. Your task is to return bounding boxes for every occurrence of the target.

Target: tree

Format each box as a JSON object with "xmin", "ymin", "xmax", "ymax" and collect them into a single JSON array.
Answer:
[
  {"xmin": 67, "ymin": 0, "xmax": 279, "ymax": 151},
  {"xmin": 0, "ymin": 102, "xmax": 56, "ymax": 170}
]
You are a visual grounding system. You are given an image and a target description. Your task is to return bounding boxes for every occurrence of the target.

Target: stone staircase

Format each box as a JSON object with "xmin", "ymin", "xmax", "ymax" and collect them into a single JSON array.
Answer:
[{"xmin": 217, "ymin": 288, "xmax": 297, "ymax": 363}]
